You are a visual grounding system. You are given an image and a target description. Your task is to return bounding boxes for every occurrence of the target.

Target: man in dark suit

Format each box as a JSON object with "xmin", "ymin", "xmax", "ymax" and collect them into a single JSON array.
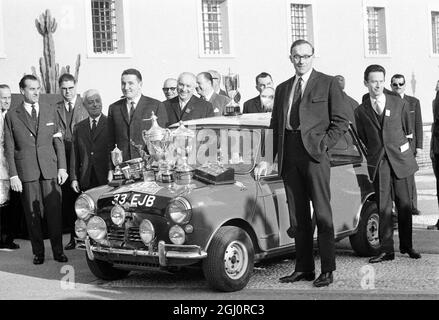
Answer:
[
  {"xmin": 55, "ymin": 73, "xmax": 88, "ymax": 250},
  {"xmin": 430, "ymin": 81, "xmax": 439, "ymax": 229},
  {"xmin": 243, "ymin": 72, "xmax": 274, "ymax": 113},
  {"xmin": 362, "ymin": 87, "xmax": 397, "ymax": 103},
  {"xmin": 390, "ymin": 74, "xmax": 423, "ymax": 215},
  {"xmin": 4, "ymin": 75, "xmax": 68, "ymax": 264},
  {"xmin": 71, "ymin": 90, "xmax": 109, "ymax": 193},
  {"xmin": 355, "ymin": 65, "xmax": 421, "ymax": 263},
  {"xmin": 196, "ymin": 72, "xmax": 231, "ymax": 116},
  {"xmin": 165, "ymin": 72, "xmax": 215, "ymax": 126},
  {"xmin": 107, "ymin": 69, "xmax": 168, "ymax": 181},
  {"xmin": 255, "ymin": 40, "xmax": 350, "ymax": 287},
  {"xmin": 162, "ymin": 78, "xmax": 178, "ymax": 101}
]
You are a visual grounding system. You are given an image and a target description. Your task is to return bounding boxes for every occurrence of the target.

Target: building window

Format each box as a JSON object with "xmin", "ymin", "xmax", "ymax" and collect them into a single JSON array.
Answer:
[
  {"xmin": 289, "ymin": 3, "xmax": 314, "ymax": 44},
  {"xmin": 432, "ymin": 11, "xmax": 439, "ymax": 55},
  {"xmin": 0, "ymin": 0, "xmax": 5, "ymax": 58},
  {"xmin": 200, "ymin": 0, "xmax": 231, "ymax": 56},
  {"xmin": 86, "ymin": 0, "xmax": 130, "ymax": 57},
  {"xmin": 366, "ymin": 7, "xmax": 387, "ymax": 55}
]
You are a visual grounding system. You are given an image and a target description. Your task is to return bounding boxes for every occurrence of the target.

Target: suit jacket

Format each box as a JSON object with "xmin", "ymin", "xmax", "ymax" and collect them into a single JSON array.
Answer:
[
  {"xmin": 71, "ymin": 115, "xmax": 109, "ymax": 190},
  {"xmin": 362, "ymin": 88, "xmax": 397, "ymax": 103},
  {"xmin": 4, "ymin": 102, "xmax": 66, "ymax": 182},
  {"xmin": 432, "ymin": 92, "xmax": 439, "ymax": 154},
  {"xmin": 344, "ymin": 92, "xmax": 359, "ymax": 127},
  {"xmin": 107, "ymin": 95, "xmax": 168, "ymax": 163},
  {"xmin": 403, "ymin": 94, "xmax": 423, "ymax": 152},
  {"xmin": 243, "ymin": 96, "xmax": 264, "ymax": 113},
  {"xmin": 165, "ymin": 95, "xmax": 215, "ymax": 127},
  {"xmin": 209, "ymin": 92, "xmax": 231, "ymax": 116},
  {"xmin": 55, "ymin": 96, "xmax": 88, "ymax": 141},
  {"xmin": 270, "ymin": 69, "xmax": 350, "ymax": 174},
  {"xmin": 355, "ymin": 93, "xmax": 418, "ymax": 181}
]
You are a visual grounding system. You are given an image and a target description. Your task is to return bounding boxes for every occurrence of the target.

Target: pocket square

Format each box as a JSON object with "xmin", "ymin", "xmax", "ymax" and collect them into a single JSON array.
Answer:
[
  {"xmin": 400, "ymin": 142, "xmax": 409, "ymax": 153},
  {"xmin": 214, "ymin": 108, "xmax": 220, "ymax": 113},
  {"xmin": 46, "ymin": 122, "xmax": 54, "ymax": 126},
  {"xmin": 53, "ymin": 132, "xmax": 63, "ymax": 138}
]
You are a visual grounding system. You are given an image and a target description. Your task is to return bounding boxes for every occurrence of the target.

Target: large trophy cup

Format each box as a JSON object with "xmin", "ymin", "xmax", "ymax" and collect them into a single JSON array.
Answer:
[
  {"xmin": 223, "ymin": 71, "xmax": 241, "ymax": 116},
  {"xmin": 110, "ymin": 144, "xmax": 124, "ymax": 183}
]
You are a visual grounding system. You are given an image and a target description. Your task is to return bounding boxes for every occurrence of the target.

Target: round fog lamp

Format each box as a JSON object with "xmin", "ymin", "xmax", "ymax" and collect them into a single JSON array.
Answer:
[
  {"xmin": 139, "ymin": 219, "xmax": 155, "ymax": 245},
  {"xmin": 87, "ymin": 216, "xmax": 107, "ymax": 241},
  {"xmin": 184, "ymin": 224, "xmax": 194, "ymax": 234},
  {"xmin": 75, "ymin": 219, "xmax": 87, "ymax": 239},
  {"xmin": 169, "ymin": 225, "xmax": 185, "ymax": 245},
  {"xmin": 111, "ymin": 205, "xmax": 126, "ymax": 226},
  {"xmin": 75, "ymin": 194, "xmax": 95, "ymax": 220}
]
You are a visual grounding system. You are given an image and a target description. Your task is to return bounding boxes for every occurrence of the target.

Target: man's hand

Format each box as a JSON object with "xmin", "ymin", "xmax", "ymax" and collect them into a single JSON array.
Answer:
[
  {"xmin": 107, "ymin": 170, "xmax": 114, "ymax": 183},
  {"xmin": 10, "ymin": 176, "xmax": 22, "ymax": 193},
  {"xmin": 71, "ymin": 180, "xmax": 81, "ymax": 193},
  {"xmin": 254, "ymin": 161, "xmax": 270, "ymax": 180},
  {"xmin": 58, "ymin": 169, "xmax": 68, "ymax": 185}
]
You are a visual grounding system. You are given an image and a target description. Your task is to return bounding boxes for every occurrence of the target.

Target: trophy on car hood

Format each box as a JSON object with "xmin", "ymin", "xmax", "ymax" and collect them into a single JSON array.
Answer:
[
  {"xmin": 224, "ymin": 70, "xmax": 241, "ymax": 116},
  {"xmin": 111, "ymin": 144, "xmax": 123, "ymax": 176}
]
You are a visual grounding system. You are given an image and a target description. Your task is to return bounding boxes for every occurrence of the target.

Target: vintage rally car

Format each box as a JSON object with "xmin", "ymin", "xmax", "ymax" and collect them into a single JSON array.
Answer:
[{"xmin": 74, "ymin": 113, "xmax": 380, "ymax": 292}]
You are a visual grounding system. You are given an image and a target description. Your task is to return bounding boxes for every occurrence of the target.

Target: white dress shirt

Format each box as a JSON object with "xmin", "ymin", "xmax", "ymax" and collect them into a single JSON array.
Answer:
[
  {"xmin": 64, "ymin": 96, "xmax": 77, "ymax": 112},
  {"xmin": 179, "ymin": 97, "xmax": 190, "ymax": 110},
  {"xmin": 371, "ymin": 94, "xmax": 386, "ymax": 115},
  {"xmin": 89, "ymin": 114, "xmax": 102, "ymax": 129},
  {"xmin": 23, "ymin": 102, "xmax": 39, "ymax": 118},
  {"xmin": 126, "ymin": 94, "xmax": 142, "ymax": 115},
  {"xmin": 285, "ymin": 68, "xmax": 313, "ymax": 130}
]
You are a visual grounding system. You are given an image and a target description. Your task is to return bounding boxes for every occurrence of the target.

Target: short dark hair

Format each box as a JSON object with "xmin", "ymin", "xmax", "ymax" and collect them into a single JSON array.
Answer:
[
  {"xmin": 199, "ymin": 72, "xmax": 213, "ymax": 85},
  {"xmin": 364, "ymin": 64, "xmax": 386, "ymax": 82},
  {"xmin": 19, "ymin": 75, "xmax": 39, "ymax": 89},
  {"xmin": 391, "ymin": 74, "xmax": 405, "ymax": 83},
  {"xmin": 290, "ymin": 39, "xmax": 315, "ymax": 55},
  {"xmin": 255, "ymin": 72, "xmax": 272, "ymax": 85},
  {"xmin": 0, "ymin": 84, "xmax": 10, "ymax": 90},
  {"xmin": 122, "ymin": 68, "xmax": 142, "ymax": 82},
  {"xmin": 58, "ymin": 73, "xmax": 76, "ymax": 86}
]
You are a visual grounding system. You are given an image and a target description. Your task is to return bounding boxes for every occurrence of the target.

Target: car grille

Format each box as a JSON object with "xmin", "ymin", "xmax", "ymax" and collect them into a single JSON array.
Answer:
[{"xmin": 108, "ymin": 226, "xmax": 141, "ymax": 243}]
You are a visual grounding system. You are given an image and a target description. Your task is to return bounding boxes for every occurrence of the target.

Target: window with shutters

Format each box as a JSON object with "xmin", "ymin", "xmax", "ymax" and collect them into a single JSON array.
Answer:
[
  {"xmin": 289, "ymin": 2, "xmax": 314, "ymax": 45},
  {"xmin": 432, "ymin": 11, "xmax": 439, "ymax": 55},
  {"xmin": 363, "ymin": 4, "xmax": 389, "ymax": 56}
]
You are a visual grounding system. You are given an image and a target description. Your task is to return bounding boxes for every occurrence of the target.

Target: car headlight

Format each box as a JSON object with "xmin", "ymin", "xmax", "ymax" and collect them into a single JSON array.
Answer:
[
  {"xmin": 110, "ymin": 205, "xmax": 126, "ymax": 226},
  {"xmin": 75, "ymin": 194, "xmax": 96, "ymax": 220},
  {"xmin": 139, "ymin": 219, "xmax": 155, "ymax": 245},
  {"xmin": 167, "ymin": 197, "xmax": 192, "ymax": 225},
  {"xmin": 74, "ymin": 219, "xmax": 87, "ymax": 239},
  {"xmin": 169, "ymin": 225, "xmax": 185, "ymax": 245},
  {"xmin": 86, "ymin": 216, "xmax": 107, "ymax": 241}
]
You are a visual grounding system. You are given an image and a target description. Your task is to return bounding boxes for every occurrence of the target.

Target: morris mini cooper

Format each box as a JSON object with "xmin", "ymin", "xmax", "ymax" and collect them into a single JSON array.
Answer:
[{"xmin": 74, "ymin": 113, "xmax": 380, "ymax": 292}]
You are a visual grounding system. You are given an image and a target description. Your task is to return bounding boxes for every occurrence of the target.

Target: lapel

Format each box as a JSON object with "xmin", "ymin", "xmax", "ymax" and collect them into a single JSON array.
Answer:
[
  {"xmin": 282, "ymin": 77, "xmax": 294, "ymax": 115},
  {"xmin": 363, "ymin": 98, "xmax": 382, "ymax": 130},
  {"xmin": 300, "ymin": 69, "xmax": 319, "ymax": 106},
  {"xmin": 70, "ymin": 97, "xmax": 84, "ymax": 132},
  {"xmin": 171, "ymin": 97, "xmax": 183, "ymax": 120},
  {"xmin": 56, "ymin": 102, "xmax": 67, "ymax": 129},
  {"xmin": 254, "ymin": 97, "xmax": 263, "ymax": 112},
  {"xmin": 92, "ymin": 115, "xmax": 106, "ymax": 141},
  {"xmin": 37, "ymin": 104, "xmax": 48, "ymax": 137},
  {"xmin": 181, "ymin": 95, "xmax": 196, "ymax": 118},
  {"xmin": 382, "ymin": 94, "xmax": 393, "ymax": 129},
  {"xmin": 130, "ymin": 95, "xmax": 146, "ymax": 124},
  {"xmin": 16, "ymin": 103, "xmax": 38, "ymax": 137},
  {"xmin": 119, "ymin": 99, "xmax": 130, "ymax": 125}
]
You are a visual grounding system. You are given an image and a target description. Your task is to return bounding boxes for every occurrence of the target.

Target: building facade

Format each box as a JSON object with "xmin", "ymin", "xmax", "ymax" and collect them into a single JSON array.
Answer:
[{"xmin": 0, "ymin": 0, "xmax": 439, "ymax": 120}]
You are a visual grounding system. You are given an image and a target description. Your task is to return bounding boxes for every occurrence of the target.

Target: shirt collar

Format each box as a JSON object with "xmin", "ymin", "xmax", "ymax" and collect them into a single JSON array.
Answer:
[
  {"xmin": 179, "ymin": 96, "xmax": 191, "ymax": 109},
  {"xmin": 204, "ymin": 90, "xmax": 214, "ymax": 102},
  {"xmin": 295, "ymin": 68, "xmax": 313, "ymax": 83},
  {"xmin": 64, "ymin": 96, "xmax": 77, "ymax": 109},
  {"xmin": 23, "ymin": 102, "xmax": 39, "ymax": 116},
  {"xmin": 127, "ymin": 94, "xmax": 142, "ymax": 107},
  {"xmin": 371, "ymin": 94, "xmax": 386, "ymax": 110},
  {"xmin": 89, "ymin": 114, "xmax": 102, "ymax": 126}
]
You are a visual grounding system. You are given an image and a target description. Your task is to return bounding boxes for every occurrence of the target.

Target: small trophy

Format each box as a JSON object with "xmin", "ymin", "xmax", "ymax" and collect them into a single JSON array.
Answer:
[
  {"xmin": 111, "ymin": 144, "xmax": 123, "ymax": 179},
  {"xmin": 224, "ymin": 70, "xmax": 241, "ymax": 116}
]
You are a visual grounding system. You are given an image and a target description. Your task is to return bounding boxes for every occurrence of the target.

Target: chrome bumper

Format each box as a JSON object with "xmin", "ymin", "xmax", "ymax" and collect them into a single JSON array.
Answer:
[{"xmin": 76, "ymin": 237, "xmax": 207, "ymax": 267}]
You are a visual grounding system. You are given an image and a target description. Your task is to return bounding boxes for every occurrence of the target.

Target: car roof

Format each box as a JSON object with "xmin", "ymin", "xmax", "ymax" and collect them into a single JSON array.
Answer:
[{"xmin": 171, "ymin": 113, "xmax": 272, "ymax": 128}]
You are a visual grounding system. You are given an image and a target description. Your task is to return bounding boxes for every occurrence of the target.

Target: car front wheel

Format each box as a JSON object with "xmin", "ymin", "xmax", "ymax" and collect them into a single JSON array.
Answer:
[
  {"xmin": 202, "ymin": 226, "xmax": 254, "ymax": 292},
  {"xmin": 85, "ymin": 252, "xmax": 130, "ymax": 280}
]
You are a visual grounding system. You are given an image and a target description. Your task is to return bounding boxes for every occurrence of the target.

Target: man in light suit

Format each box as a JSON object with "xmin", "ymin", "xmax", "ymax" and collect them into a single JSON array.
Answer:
[
  {"xmin": 107, "ymin": 69, "xmax": 168, "ymax": 181},
  {"xmin": 196, "ymin": 72, "xmax": 231, "ymax": 116},
  {"xmin": 255, "ymin": 40, "xmax": 350, "ymax": 287},
  {"xmin": 243, "ymin": 72, "xmax": 274, "ymax": 113},
  {"xmin": 4, "ymin": 75, "xmax": 68, "ymax": 264},
  {"xmin": 55, "ymin": 73, "xmax": 88, "ymax": 250},
  {"xmin": 165, "ymin": 72, "xmax": 215, "ymax": 127},
  {"xmin": 355, "ymin": 65, "xmax": 421, "ymax": 263},
  {"xmin": 390, "ymin": 74, "xmax": 423, "ymax": 215},
  {"xmin": 71, "ymin": 90, "xmax": 109, "ymax": 193}
]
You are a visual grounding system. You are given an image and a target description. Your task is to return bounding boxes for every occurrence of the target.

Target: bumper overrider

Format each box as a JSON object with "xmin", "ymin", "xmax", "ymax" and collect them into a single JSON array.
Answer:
[{"xmin": 75, "ymin": 237, "xmax": 207, "ymax": 267}]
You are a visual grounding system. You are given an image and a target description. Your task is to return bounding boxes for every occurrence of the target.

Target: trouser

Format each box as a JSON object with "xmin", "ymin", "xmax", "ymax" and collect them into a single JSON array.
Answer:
[
  {"xmin": 432, "ymin": 154, "xmax": 439, "ymax": 206},
  {"xmin": 61, "ymin": 179, "xmax": 77, "ymax": 238},
  {"xmin": 282, "ymin": 131, "xmax": 335, "ymax": 273},
  {"xmin": 0, "ymin": 203, "xmax": 15, "ymax": 244},
  {"xmin": 21, "ymin": 178, "xmax": 63, "ymax": 257},
  {"xmin": 408, "ymin": 174, "xmax": 418, "ymax": 211},
  {"xmin": 373, "ymin": 158, "xmax": 413, "ymax": 253}
]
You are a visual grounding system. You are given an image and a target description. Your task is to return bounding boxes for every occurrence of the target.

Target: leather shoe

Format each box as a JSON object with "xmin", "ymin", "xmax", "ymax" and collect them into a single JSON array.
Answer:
[
  {"xmin": 64, "ymin": 240, "xmax": 76, "ymax": 250},
  {"xmin": 369, "ymin": 252, "xmax": 395, "ymax": 263},
  {"xmin": 0, "ymin": 242, "xmax": 20, "ymax": 249},
  {"xmin": 313, "ymin": 272, "xmax": 333, "ymax": 287},
  {"xmin": 400, "ymin": 248, "xmax": 421, "ymax": 259},
  {"xmin": 33, "ymin": 255, "xmax": 44, "ymax": 265},
  {"xmin": 54, "ymin": 253, "xmax": 68, "ymax": 263},
  {"xmin": 279, "ymin": 271, "xmax": 315, "ymax": 283}
]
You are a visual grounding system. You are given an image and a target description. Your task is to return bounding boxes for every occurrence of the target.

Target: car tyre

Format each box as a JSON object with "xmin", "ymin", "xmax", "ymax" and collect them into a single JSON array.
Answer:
[
  {"xmin": 202, "ymin": 226, "xmax": 254, "ymax": 292},
  {"xmin": 85, "ymin": 252, "xmax": 130, "ymax": 280},
  {"xmin": 349, "ymin": 201, "xmax": 381, "ymax": 257}
]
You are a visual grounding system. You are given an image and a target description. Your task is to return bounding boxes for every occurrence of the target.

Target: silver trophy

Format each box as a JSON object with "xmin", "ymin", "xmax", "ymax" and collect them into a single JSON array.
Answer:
[
  {"xmin": 111, "ymin": 144, "xmax": 123, "ymax": 178},
  {"xmin": 223, "ymin": 70, "xmax": 241, "ymax": 116}
]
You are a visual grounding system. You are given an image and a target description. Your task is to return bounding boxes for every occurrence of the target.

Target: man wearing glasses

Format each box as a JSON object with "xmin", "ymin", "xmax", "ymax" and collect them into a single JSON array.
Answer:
[
  {"xmin": 255, "ymin": 39, "xmax": 350, "ymax": 287},
  {"xmin": 391, "ymin": 74, "xmax": 423, "ymax": 216},
  {"xmin": 162, "ymin": 78, "xmax": 178, "ymax": 101},
  {"xmin": 55, "ymin": 74, "xmax": 88, "ymax": 251}
]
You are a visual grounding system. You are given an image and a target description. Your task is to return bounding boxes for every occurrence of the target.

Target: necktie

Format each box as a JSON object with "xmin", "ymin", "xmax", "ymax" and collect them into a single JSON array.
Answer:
[
  {"xmin": 91, "ymin": 119, "xmax": 97, "ymax": 137},
  {"xmin": 129, "ymin": 101, "xmax": 135, "ymax": 121},
  {"xmin": 289, "ymin": 77, "xmax": 303, "ymax": 129},
  {"xmin": 31, "ymin": 104, "xmax": 37, "ymax": 122},
  {"xmin": 374, "ymin": 101, "xmax": 383, "ymax": 115},
  {"xmin": 68, "ymin": 102, "xmax": 73, "ymax": 113}
]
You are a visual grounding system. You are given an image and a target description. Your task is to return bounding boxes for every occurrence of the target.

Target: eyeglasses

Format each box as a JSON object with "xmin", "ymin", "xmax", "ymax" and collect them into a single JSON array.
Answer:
[
  {"xmin": 162, "ymin": 87, "xmax": 177, "ymax": 92},
  {"xmin": 391, "ymin": 82, "xmax": 405, "ymax": 87},
  {"xmin": 292, "ymin": 54, "xmax": 313, "ymax": 62}
]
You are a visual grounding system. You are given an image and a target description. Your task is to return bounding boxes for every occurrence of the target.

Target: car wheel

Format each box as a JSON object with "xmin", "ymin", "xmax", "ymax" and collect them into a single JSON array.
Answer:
[
  {"xmin": 349, "ymin": 201, "xmax": 381, "ymax": 257},
  {"xmin": 202, "ymin": 226, "xmax": 254, "ymax": 292},
  {"xmin": 85, "ymin": 252, "xmax": 130, "ymax": 280}
]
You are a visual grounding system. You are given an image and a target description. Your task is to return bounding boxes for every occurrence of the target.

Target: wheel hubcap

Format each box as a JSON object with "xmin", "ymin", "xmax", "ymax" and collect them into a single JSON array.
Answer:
[
  {"xmin": 224, "ymin": 240, "xmax": 248, "ymax": 280},
  {"xmin": 367, "ymin": 213, "xmax": 380, "ymax": 248}
]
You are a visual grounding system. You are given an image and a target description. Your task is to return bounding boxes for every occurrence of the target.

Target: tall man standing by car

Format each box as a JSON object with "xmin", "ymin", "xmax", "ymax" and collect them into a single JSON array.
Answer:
[
  {"xmin": 55, "ymin": 73, "xmax": 88, "ymax": 250},
  {"xmin": 255, "ymin": 39, "xmax": 350, "ymax": 287},
  {"xmin": 355, "ymin": 65, "xmax": 421, "ymax": 263},
  {"xmin": 4, "ymin": 75, "xmax": 68, "ymax": 264},
  {"xmin": 107, "ymin": 69, "xmax": 168, "ymax": 181}
]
